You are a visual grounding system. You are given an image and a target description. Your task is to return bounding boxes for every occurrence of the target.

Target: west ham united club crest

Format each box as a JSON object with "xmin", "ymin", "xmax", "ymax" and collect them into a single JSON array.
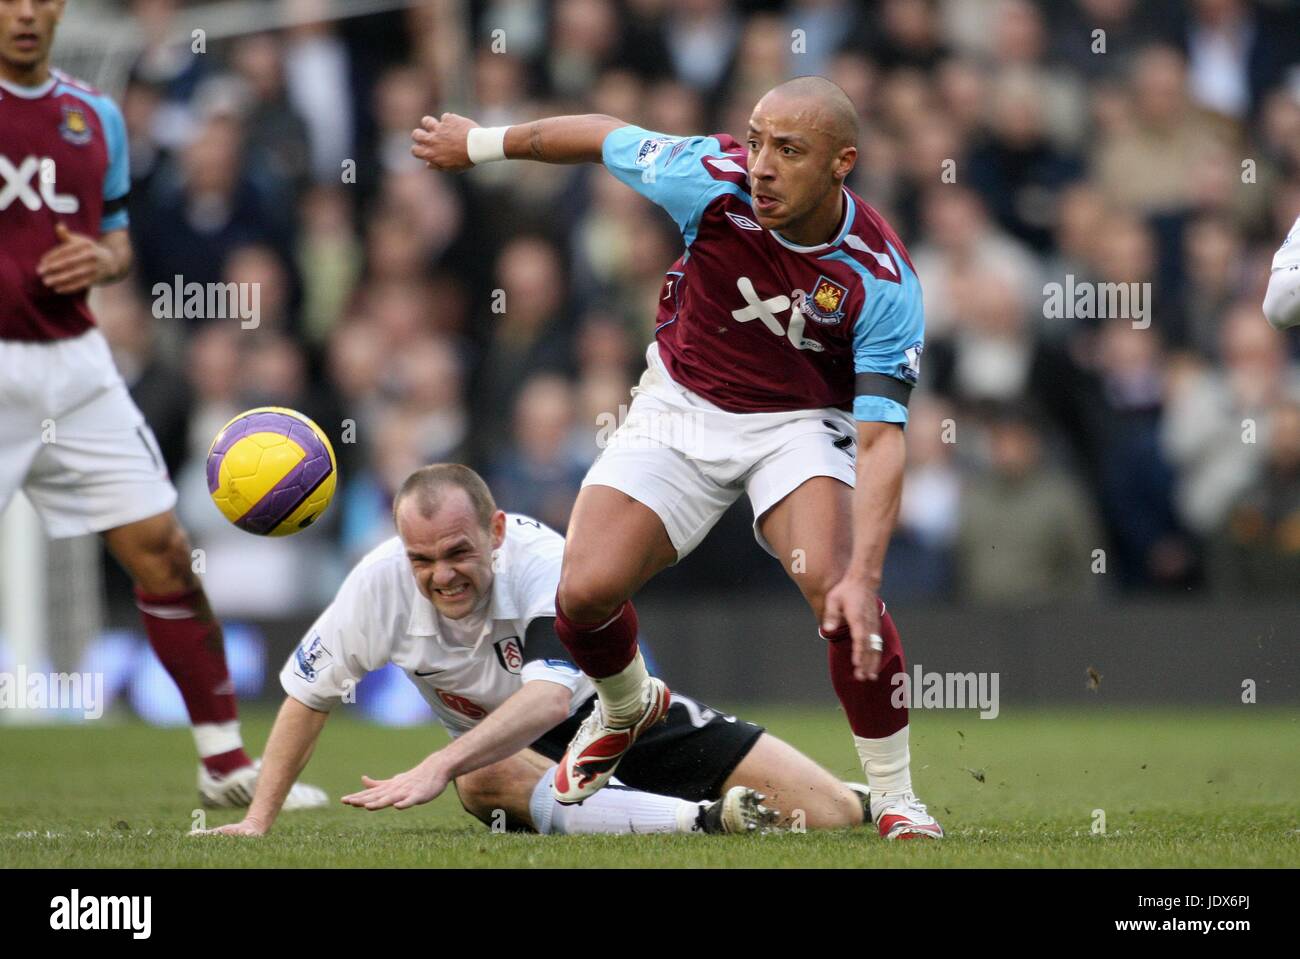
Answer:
[
  {"xmin": 59, "ymin": 105, "xmax": 92, "ymax": 145},
  {"xmin": 795, "ymin": 275, "xmax": 849, "ymax": 325}
]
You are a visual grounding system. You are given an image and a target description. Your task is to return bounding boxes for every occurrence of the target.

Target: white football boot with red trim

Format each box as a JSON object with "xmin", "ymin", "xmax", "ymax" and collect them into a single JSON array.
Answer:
[
  {"xmin": 871, "ymin": 789, "xmax": 944, "ymax": 839},
  {"xmin": 552, "ymin": 678, "xmax": 671, "ymax": 804}
]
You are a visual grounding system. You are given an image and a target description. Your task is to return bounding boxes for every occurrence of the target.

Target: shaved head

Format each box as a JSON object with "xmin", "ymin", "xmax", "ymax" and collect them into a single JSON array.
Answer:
[
  {"xmin": 745, "ymin": 75, "xmax": 860, "ymax": 242},
  {"xmin": 393, "ymin": 463, "xmax": 497, "ymax": 530},
  {"xmin": 762, "ymin": 75, "xmax": 859, "ymax": 150}
]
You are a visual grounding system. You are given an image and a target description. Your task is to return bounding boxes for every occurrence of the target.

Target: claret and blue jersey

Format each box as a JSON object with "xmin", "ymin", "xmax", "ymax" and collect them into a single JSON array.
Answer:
[
  {"xmin": 0, "ymin": 70, "xmax": 130, "ymax": 342},
  {"xmin": 602, "ymin": 125, "xmax": 925, "ymax": 424}
]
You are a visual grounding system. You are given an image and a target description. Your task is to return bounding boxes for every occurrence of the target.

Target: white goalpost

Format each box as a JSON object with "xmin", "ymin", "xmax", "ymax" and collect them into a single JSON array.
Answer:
[{"xmin": 0, "ymin": 498, "xmax": 49, "ymax": 725}]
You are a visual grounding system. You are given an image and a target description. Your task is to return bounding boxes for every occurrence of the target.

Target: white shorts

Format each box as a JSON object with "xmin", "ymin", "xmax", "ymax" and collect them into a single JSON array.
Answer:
[
  {"xmin": 583, "ymin": 343, "xmax": 857, "ymax": 559},
  {"xmin": 0, "ymin": 329, "xmax": 177, "ymax": 538}
]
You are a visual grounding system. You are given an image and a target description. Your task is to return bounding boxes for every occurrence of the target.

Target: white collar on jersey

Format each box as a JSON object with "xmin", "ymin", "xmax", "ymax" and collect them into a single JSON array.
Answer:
[
  {"xmin": 768, "ymin": 186, "xmax": 856, "ymax": 253},
  {"xmin": 0, "ymin": 75, "xmax": 58, "ymax": 99}
]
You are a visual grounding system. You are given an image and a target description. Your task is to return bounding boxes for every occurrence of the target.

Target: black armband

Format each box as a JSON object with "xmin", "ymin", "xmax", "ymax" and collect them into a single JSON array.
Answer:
[
  {"xmin": 521, "ymin": 617, "xmax": 571, "ymax": 665},
  {"xmin": 855, "ymin": 372, "xmax": 913, "ymax": 408},
  {"xmin": 102, "ymin": 193, "xmax": 130, "ymax": 217}
]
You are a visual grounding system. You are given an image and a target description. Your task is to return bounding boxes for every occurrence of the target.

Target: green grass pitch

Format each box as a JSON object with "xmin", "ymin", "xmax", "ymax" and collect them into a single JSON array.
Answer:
[{"xmin": 2, "ymin": 706, "xmax": 1296, "ymax": 868}]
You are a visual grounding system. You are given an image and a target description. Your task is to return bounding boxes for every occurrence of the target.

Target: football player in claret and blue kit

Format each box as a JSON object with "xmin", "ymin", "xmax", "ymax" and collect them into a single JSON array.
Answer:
[
  {"xmin": 0, "ymin": 0, "xmax": 323, "ymax": 809},
  {"xmin": 412, "ymin": 75, "xmax": 942, "ymax": 839}
]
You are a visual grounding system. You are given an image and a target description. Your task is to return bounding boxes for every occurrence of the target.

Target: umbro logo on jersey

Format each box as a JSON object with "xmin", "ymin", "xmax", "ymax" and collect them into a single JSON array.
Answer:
[{"xmin": 725, "ymin": 211, "xmax": 762, "ymax": 231}]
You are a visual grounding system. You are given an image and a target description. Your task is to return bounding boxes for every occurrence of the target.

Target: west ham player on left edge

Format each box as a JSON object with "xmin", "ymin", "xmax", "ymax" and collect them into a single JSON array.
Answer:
[{"xmin": 0, "ymin": 0, "xmax": 324, "ymax": 809}]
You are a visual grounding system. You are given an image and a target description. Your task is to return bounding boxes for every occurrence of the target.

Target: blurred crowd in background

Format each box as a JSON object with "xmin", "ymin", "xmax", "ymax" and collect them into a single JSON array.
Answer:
[{"xmin": 81, "ymin": 0, "xmax": 1300, "ymax": 619}]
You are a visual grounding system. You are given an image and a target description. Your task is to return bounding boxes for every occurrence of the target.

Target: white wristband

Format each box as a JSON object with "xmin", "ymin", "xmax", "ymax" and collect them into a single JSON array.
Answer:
[{"xmin": 466, "ymin": 126, "xmax": 508, "ymax": 165}]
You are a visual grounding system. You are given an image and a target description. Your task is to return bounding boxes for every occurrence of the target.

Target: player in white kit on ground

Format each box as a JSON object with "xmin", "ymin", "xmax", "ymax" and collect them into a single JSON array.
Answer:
[{"xmin": 199, "ymin": 465, "xmax": 872, "ymax": 837}]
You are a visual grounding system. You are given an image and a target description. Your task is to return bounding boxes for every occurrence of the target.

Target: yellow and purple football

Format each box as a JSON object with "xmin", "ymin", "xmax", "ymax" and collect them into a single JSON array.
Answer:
[{"xmin": 206, "ymin": 407, "xmax": 337, "ymax": 536}]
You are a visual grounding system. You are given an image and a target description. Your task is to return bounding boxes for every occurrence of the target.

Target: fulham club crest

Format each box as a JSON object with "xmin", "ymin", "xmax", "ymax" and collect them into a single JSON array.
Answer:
[{"xmin": 494, "ymin": 636, "xmax": 523, "ymax": 674}]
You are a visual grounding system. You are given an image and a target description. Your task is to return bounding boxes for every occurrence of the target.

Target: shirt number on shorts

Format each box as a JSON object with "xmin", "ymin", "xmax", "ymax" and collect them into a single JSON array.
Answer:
[{"xmin": 674, "ymin": 693, "xmax": 735, "ymax": 727}]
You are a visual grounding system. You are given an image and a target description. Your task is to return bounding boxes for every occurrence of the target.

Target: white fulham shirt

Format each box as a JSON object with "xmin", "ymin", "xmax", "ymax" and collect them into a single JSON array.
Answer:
[
  {"xmin": 1264, "ymin": 215, "xmax": 1300, "ymax": 330},
  {"xmin": 280, "ymin": 514, "xmax": 595, "ymax": 737}
]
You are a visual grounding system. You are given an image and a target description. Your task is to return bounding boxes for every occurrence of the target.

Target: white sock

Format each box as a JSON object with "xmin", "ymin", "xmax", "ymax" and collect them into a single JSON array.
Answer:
[
  {"xmin": 591, "ymin": 647, "xmax": 650, "ymax": 727},
  {"xmin": 529, "ymin": 767, "xmax": 703, "ymax": 835},
  {"xmin": 192, "ymin": 720, "xmax": 243, "ymax": 760},
  {"xmin": 854, "ymin": 725, "xmax": 912, "ymax": 798}
]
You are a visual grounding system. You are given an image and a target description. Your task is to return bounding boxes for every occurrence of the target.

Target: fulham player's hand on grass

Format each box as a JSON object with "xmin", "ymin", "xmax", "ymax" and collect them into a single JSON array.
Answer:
[
  {"xmin": 193, "ymin": 818, "xmax": 269, "ymax": 837},
  {"xmin": 411, "ymin": 113, "xmax": 478, "ymax": 171},
  {"xmin": 341, "ymin": 754, "xmax": 451, "ymax": 811},
  {"xmin": 36, "ymin": 223, "xmax": 118, "ymax": 294},
  {"xmin": 822, "ymin": 573, "xmax": 883, "ymax": 682}
]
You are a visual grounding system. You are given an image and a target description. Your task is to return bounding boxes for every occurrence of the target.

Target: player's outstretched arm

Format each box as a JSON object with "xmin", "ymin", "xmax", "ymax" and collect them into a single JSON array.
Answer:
[
  {"xmin": 822, "ymin": 421, "xmax": 906, "ymax": 682},
  {"xmin": 340, "ymin": 680, "xmax": 571, "ymax": 811},
  {"xmin": 195, "ymin": 696, "xmax": 328, "ymax": 837},
  {"xmin": 411, "ymin": 113, "xmax": 626, "ymax": 171}
]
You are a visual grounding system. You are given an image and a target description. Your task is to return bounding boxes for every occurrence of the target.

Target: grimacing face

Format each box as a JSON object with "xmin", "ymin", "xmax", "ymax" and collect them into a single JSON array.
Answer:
[
  {"xmin": 0, "ymin": 0, "xmax": 64, "ymax": 76},
  {"xmin": 745, "ymin": 92, "xmax": 856, "ymax": 237},
  {"xmin": 396, "ymin": 489, "xmax": 506, "ymax": 620}
]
